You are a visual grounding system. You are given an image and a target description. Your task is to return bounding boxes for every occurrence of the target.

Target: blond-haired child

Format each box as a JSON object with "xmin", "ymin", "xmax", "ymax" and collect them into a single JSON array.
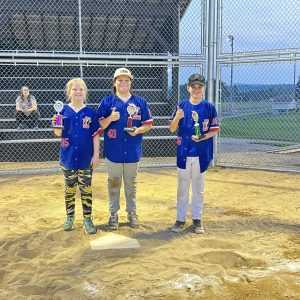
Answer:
[{"xmin": 53, "ymin": 78, "xmax": 102, "ymax": 234}]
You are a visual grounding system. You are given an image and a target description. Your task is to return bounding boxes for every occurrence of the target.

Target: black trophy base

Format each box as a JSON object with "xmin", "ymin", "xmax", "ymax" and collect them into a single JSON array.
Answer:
[{"xmin": 124, "ymin": 127, "xmax": 135, "ymax": 132}]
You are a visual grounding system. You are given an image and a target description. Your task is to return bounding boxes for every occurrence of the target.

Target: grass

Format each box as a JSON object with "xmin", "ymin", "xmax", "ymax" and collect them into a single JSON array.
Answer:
[{"xmin": 220, "ymin": 111, "xmax": 300, "ymax": 143}]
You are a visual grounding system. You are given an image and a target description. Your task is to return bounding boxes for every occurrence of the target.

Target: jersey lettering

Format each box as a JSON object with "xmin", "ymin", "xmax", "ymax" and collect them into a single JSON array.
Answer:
[
  {"xmin": 82, "ymin": 116, "xmax": 92, "ymax": 128},
  {"xmin": 202, "ymin": 119, "xmax": 209, "ymax": 131},
  {"xmin": 107, "ymin": 129, "xmax": 117, "ymax": 139}
]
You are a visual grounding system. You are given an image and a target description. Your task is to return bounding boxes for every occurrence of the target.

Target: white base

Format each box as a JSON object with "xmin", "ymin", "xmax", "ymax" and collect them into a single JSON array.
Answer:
[{"xmin": 90, "ymin": 233, "xmax": 140, "ymax": 250}]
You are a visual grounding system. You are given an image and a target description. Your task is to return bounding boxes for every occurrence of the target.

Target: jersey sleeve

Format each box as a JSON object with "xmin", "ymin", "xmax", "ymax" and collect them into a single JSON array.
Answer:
[
  {"xmin": 97, "ymin": 96, "xmax": 111, "ymax": 120},
  {"xmin": 209, "ymin": 104, "xmax": 220, "ymax": 131},
  {"xmin": 91, "ymin": 109, "xmax": 102, "ymax": 136},
  {"xmin": 140, "ymin": 98, "xmax": 153, "ymax": 125}
]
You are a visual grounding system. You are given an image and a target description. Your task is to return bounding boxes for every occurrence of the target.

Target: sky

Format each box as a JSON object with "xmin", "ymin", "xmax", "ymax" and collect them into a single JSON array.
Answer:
[{"xmin": 179, "ymin": 0, "xmax": 300, "ymax": 85}]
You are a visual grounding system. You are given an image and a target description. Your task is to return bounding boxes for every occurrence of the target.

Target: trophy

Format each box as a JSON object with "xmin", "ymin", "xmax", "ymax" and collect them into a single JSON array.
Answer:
[
  {"xmin": 124, "ymin": 103, "xmax": 137, "ymax": 132},
  {"xmin": 52, "ymin": 100, "xmax": 64, "ymax": 129},
  {"xmin": 191, "ymin": 110, "xmax": 201, "ymax": 140}
]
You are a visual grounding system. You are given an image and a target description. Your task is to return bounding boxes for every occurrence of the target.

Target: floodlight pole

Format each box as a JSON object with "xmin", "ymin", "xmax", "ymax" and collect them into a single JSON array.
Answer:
[
  {"xmin": 294, "ymin": 62, "xmax": 296, "ymax": 86},
  {"xmin": 227, "ymin": 35, "xmax": 234, "ymax": 114}
]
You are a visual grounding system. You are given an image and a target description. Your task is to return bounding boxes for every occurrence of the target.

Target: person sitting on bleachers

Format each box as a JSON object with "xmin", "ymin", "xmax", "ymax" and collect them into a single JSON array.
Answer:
[{"xmin": 15, "ymin": 85, "xmax": 40, "ymax": 129}]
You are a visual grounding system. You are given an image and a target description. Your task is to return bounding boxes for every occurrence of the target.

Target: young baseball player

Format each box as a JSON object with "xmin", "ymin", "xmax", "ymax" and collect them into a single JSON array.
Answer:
[
  {"xmin": 169, "ymin": 74, "xmax": 220, "ymax": 234},
  {"xmin": 97, "ymin": 67, "xmax": 153, "ymax": 230},
  {"xmin": 52, "ymin": 78, "xmax": 102, "ymax": 234}
]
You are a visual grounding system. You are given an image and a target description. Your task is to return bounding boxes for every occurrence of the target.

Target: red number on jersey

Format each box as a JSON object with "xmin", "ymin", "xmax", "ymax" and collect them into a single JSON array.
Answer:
[
  {"xmin": 177, "ymin": 136, "xmax": 182, "ymax": 145},
  {"xmin": 61, "ymin": 138, "xmax": 70, "ymax": 148},
  {"xmin": 107, "ymin": 129, "xmax": 117, "ymax": 139}
]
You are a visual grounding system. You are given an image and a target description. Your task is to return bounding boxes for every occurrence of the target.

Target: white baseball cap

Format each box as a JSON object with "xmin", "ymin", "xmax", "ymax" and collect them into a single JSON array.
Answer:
[{"xmin": 113, "ymin": 68, "xmax": 133, "ymax": 80}]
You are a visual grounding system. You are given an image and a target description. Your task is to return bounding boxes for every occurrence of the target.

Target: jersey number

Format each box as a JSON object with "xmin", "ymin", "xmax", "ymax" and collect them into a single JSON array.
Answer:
[
  {"xmin": 177, "ymin": 136, "xmax": 182, "ymax": 145},
  {"xmin": 107, "ymin": 129, "xmax": 117, "ymax": 139}
]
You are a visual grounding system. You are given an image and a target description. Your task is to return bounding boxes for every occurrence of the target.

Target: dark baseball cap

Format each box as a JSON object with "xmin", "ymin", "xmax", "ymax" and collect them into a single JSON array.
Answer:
[{"xmin": 188, "ymin": 74, "xmax": 206, "ymax": 86}]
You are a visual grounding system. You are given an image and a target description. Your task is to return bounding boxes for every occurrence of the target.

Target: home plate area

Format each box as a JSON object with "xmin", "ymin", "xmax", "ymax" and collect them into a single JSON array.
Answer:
[{"xmin": 90, "ymin": 233, "xmax": 140, "ymax": 250}]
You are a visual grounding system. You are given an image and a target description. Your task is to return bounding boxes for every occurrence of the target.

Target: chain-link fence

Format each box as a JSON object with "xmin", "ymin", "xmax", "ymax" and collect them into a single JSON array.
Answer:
[
  {"xmin": 1, "ymin": 0, "xmax": 299, "ymax": 174},
  {"xmin": 0, "ymin": 0, "xmax": 193, "ymax": 53},
  {"xmin": 217, "ymin": 61, "xmax": 300, "ymax": 171},
  {"xmin": 216, "ymin": 0, "xmax": 300, "ymax": 172},
  {"xmin": 218, "ymin": 0, "xmax": 299, "ymax": 54},
  {"xmin": 0, "ymin": 62, "xmax": 206, "ymax": 173},
  {"xmin": 0, "ymin": 0, "xmax": 206, "ymax": 174}
]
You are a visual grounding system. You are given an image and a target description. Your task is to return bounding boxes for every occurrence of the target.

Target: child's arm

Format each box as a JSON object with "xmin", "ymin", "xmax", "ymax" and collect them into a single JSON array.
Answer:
[
  {"xmin": 128, "ymin": 123, "xmax": 152, "ymax": 136},
  {"xmin": 99, "ymin": 107, "xmax": 120, "ymax": 130},
  {"xmin": 91, "ymin": 134, "xmax": 100, "ymax": 168},
  {"xmin": 29, "ymin": 99, "xmax": 38, "ymax": 112},
  {"xmin": 192, "ymin": 128, "xmax": 220, "ymax": 142},
  {"xmin": 169, "ymin": 106, "xmax": 184, "ymax": 133},
  {"xmin": 193, "ymin": 128, "xmax": 220, "ymax": 141},
  {"xmin": 53, "ymin": 128, "xmax": 63, "ymax": 137}
]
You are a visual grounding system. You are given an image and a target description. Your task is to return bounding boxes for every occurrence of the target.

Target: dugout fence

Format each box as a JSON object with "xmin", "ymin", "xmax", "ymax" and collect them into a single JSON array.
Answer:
[{"xmin": 0, "ymin": 0, "xmax": 299, "ymax": 174}]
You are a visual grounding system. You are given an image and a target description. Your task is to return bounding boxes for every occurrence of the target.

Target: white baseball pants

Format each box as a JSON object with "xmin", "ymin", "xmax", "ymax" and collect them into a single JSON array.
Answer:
[{"xmin": 176, "ymin": 156, "xmax": 205, "ymax": 222}]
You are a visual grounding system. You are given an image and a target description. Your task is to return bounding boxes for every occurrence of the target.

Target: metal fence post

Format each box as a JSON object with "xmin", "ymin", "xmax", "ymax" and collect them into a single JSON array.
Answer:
[
  {"xmin": 78, "ymin": 0, "xmax": 83, "ymax": 78},
  {"xmin": 207, "ymin": 0, "xmax": 218, "ymax": 166}
]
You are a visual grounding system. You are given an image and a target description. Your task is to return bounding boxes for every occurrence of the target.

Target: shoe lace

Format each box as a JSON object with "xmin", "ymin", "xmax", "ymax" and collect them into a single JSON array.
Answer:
[
  {"xmin": 110, "ymin": 214, "xmax": 118, "ymax": 223},
  {"xmin": 84, "ymin": 218, "xmax": 94, "ymax": 228},
  {"xmin": 175, "ymin": 220, "xmax": 184, "ymax": 227},
  {"xmin": 193, "ymin": 219, "xmax": 201, "ymax": 225},
  {"xmin": 65, "ymin": 216, "xmax": 74, "ymax": 225},
  {"xmin": 129, "ymin": 213, "xmax": 138, "ymax": 222}
]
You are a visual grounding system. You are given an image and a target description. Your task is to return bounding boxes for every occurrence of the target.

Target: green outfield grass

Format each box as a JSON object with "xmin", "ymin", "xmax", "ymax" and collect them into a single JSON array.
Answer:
[{"xmin": 220, "ymin": 112, "xmax": 300, "ymax": 143}]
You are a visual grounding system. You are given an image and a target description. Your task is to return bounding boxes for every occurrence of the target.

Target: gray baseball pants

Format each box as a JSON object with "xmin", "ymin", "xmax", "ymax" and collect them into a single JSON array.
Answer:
[{"xmin": 105, "ymin": 158, "xmax": 138, "ymax": 214}]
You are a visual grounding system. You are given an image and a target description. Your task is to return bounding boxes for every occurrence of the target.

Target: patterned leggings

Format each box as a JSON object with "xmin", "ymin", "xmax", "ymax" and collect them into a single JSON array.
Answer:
[{"xmin": 62, "ymin": 167, "xmax": 93, "ymax": 219}]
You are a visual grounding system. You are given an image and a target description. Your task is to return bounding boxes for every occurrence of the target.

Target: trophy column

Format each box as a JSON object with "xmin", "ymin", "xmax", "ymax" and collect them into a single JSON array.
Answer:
[
  {"xmin": 52, "ymin": 101, "xmax": 64, "ymax": 129},
  {"xmin": 124, "ymin": 103, "xmax": 137, "ymax": 132}
]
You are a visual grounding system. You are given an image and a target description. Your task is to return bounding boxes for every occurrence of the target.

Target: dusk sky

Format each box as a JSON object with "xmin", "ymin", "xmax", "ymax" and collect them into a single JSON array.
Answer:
[{"xmin": 179, "ymin": 0, "xmax": 299, "ymax": 85}]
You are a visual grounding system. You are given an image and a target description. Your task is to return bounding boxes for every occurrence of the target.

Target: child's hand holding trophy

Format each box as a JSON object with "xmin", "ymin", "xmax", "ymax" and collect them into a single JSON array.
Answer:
[{"xmin": 52, "ymin": 101, "xmax": 64, "ymax": 129}]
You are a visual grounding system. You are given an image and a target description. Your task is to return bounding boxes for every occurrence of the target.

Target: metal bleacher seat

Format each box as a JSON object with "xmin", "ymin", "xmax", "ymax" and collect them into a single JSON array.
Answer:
[
  {"xmin": 0, "ymin": 0, "xmax": 192, "ymax": 161},
  {"xmin": 0, "ymin": 95, "xmax": 176, "ymax": 162}
]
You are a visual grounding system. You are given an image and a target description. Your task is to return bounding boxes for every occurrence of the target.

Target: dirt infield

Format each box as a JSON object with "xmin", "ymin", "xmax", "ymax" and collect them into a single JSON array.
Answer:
[{"xmin": 1, "ymin": 167, "xmax": 300, "ymax": 299}]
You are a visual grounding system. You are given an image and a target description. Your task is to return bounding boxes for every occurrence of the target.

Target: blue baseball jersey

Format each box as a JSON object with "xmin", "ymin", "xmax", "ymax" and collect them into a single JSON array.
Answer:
[
  {"xmin": 59, "ymin": 105, "xmax": 102, "ymax": 170},
  {"xmin": 97, "ymin": 94, "xmax": 153, "ymax": 163},
  {"xmin": 169, "ymin": 99, "xmax": 219, "ymax": 173}
]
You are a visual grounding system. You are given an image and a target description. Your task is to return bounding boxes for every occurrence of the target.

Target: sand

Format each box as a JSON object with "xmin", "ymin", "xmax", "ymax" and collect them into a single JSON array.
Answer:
[{"xmin": 0, "ymin": 167, "xmax": 300, "ymax": 299}]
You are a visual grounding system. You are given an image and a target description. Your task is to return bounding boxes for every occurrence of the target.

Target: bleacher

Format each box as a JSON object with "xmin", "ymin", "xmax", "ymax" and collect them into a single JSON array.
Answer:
[
  {"xmin": 1, "ymin": 0, "xmax": 190, "ymax": 53},
  {"xmin": 0, "ymin": 65, "xmax": 177, "ymax": 162},
  {"xmin": 0, "ymin": 0, "xmax": 192, "ymax": 162}
]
